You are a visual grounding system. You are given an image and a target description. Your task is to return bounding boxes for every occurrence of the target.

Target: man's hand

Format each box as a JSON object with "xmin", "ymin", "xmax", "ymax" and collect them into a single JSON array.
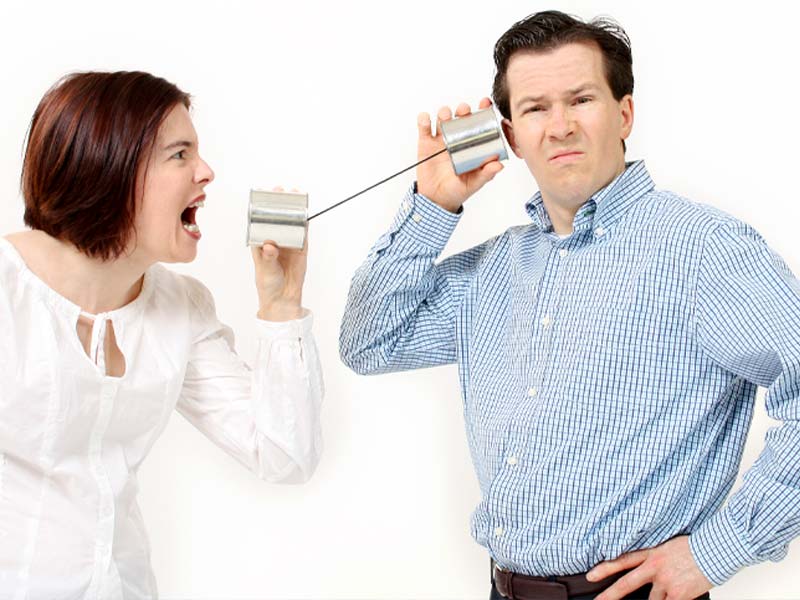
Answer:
[
  {"xmin": 416, "ymin": 97, "xmax": 504, "ymax": 213},
  {"xmin": 588, "ymin": 536, "xmax": 713, "ymax": 600}
]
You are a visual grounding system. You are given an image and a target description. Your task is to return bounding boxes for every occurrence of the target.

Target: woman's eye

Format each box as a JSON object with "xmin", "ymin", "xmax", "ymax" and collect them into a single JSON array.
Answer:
[{"xmin": 172, "ymin": 150, "xmax": 186, "ymax": 160}]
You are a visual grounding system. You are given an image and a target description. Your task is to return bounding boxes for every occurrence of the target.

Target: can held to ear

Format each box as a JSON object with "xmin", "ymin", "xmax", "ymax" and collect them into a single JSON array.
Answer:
[
  {"xmin": 440, "ymin": 108, "xmax": 509, "ymax": 176},
  {"xmin": 247, "ymin": 189, "xmax": 308, "ymax": 249}
]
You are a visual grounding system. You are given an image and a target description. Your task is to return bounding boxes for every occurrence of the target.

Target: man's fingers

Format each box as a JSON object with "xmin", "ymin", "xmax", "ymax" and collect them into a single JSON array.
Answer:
[
  {"xmin": 587, "ymin": 550, "xmax": 648, "ymax": 581},
  {"xmin": 454, "ymin": 102, "xmax": 471, "ymax": 117},
  {"xmin": 474, "ymin": 160, "xmax": 503, "ymax": 185},
  {"xmin": 417, "ymin": 112, "xmax": 433, "ymax": 139},
  {"xmin": 436, "ymin": 105, "xmax": 453, "ymax": 124},
  {"xmin": 595, "ymin": 567, "xmax": 653, "ymax": 600},
  {"xmin": 647, "ymin": 585, "xmax": 667, "ymax": 600},
  {"xmin": 478, "ymin": 97, "xmax": 493, "ymax": 110}
]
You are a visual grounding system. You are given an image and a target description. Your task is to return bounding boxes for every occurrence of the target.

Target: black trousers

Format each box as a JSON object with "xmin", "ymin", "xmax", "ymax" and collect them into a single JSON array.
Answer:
[{"xmin": 489, "ymin": 580, "xmax": 711, "ymax": 600}]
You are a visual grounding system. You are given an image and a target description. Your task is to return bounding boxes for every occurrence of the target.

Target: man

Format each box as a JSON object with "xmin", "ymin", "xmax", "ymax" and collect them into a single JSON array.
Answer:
[{"xmin": 340, "ymin": 10, "xmax": 800, "ymax": 600}]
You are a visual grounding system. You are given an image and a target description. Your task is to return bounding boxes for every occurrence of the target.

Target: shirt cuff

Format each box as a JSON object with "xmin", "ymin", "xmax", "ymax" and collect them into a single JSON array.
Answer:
[
  {"xmin": 388, "ymin": 184, "xmax": 462, "ymax": 253},
  {"xmin": 689, "ymin": 507, "xmax": 757, "ymax": 585},
  {"xmin": 254, "ymin": 309, "xmax": 313, "ymax": 340}
]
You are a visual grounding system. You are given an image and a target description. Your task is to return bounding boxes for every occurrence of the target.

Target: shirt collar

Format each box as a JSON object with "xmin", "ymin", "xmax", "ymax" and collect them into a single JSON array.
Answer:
[{"xmin": 525, "ymin": 160, "xmax": 655, "ymax": 234}]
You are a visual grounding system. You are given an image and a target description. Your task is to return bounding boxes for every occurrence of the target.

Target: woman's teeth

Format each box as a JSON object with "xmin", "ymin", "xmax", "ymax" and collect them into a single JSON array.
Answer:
[{"xmin": 181, "ymin": 199, "xmax": 204, "ymax": 234}]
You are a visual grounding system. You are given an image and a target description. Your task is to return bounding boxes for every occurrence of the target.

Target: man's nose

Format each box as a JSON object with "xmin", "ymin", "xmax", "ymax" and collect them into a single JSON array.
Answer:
[{"xmin": 546, "ymin": 105, "xmax": 575, "ymax": 141}]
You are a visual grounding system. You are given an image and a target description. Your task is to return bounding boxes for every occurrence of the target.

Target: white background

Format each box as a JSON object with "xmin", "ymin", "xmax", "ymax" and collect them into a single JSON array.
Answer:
[{"xmin": 1, "ymin": 1, "xmax": 799, "ymax": 598}]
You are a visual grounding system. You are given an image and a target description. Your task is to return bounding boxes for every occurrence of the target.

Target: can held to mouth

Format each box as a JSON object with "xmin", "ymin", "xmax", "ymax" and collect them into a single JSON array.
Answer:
[
  {"xmin": 247, "ymin": 189, "xmax": 308, "ymax": 249},
  {"xmin": 440, "ymin": 108, "xmax": 509, "ymax": 176}
]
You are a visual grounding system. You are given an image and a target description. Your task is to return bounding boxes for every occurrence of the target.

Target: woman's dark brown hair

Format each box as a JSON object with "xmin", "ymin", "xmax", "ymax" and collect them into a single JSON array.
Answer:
[{"xmin": 21, "ymin": 71, "xmax": 190, "ymax": 260}]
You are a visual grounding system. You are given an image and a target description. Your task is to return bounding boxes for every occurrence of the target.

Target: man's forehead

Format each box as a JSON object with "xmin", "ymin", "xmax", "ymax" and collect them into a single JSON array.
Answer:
[{"xmin": 507, "ymin": 42, "xmax": 604, "ymax": 83}]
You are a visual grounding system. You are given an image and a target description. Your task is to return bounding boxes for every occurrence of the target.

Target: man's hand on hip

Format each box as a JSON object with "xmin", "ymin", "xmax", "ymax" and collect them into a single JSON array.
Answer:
[
  {"xmin": 416, "ymin": 97, "xmax": 504, "ymax": 214},
  {"xmin": 587, "ymin": 536, "xmax": 713, "ymax": 600}
]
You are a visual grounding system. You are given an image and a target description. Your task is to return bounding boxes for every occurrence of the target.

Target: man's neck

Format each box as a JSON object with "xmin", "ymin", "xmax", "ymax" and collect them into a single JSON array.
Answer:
[
  {"xmin": 542, "ymin": 200, "xmax": 580, "ymax": 236},
  {"xmin": 540, "ymin": 163, "xmax": 628, "ymax": 235}
]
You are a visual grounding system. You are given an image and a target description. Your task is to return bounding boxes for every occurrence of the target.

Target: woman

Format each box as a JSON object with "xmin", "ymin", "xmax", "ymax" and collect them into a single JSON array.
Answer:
[{"xmin": 0, "ymin": 71, "xmax": 323, "ymax": 598}]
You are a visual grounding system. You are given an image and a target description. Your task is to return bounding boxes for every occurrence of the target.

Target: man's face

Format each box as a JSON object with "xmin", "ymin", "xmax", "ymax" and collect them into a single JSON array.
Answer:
[{"xmin": 503, "ymin": 42, "xmax": 633, "ymax": 212}]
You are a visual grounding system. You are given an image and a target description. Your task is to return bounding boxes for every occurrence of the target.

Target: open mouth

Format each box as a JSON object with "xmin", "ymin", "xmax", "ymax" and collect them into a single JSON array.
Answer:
[{"xmin": 181, "ymin": 199, "xmax": 204, "ymax": 235}]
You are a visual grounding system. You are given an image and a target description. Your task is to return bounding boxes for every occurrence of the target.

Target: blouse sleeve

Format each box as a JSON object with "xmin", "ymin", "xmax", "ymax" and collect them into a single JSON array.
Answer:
[{"xmin": 175, "ymin": 276, "xmax": 323, "ymax": 484}]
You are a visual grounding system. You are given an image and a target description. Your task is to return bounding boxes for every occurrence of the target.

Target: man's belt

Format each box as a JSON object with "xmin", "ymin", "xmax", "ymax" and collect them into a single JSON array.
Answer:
[{"xmin": 493, "ymin": 563, "xmax": 627, "ymax": 600}]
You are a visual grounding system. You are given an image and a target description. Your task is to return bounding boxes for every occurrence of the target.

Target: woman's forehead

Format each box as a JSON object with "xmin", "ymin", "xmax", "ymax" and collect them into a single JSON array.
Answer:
[{"xmin": 157, "ymin": 104, "xmax": 196, "ymax": 145}]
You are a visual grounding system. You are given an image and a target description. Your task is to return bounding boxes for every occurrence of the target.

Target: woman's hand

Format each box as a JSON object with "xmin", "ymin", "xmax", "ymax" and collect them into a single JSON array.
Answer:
[
  {"xmin": 251, "ymin": 186, "xmax": 308, "ymax": 321},
  {"xmin": 252, "ymin": 234, "xmax": 307, "ymax": 322}
]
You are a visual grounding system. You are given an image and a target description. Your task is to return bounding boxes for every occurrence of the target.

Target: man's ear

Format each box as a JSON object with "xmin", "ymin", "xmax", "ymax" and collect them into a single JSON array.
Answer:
[
  {"xmin": 619, "ymin": 94, "xmax": 634, "ymax": 141},
  {"xmin": 502, "ymin": 117, "xmax": 523, "ymax": 159}
]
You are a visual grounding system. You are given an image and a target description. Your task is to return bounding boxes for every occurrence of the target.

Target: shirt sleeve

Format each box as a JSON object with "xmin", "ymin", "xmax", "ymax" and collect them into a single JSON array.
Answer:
[
  {"xmin": 339, "ymin": 185, "xmax": 494, "ymax": 375},
  {"xmin": 176, "ymin": 278, "xmax": 323, "ymax": 484},
  {"xmin": 688, "ymin": 221, "xmax": 800, "ymax": 584}
]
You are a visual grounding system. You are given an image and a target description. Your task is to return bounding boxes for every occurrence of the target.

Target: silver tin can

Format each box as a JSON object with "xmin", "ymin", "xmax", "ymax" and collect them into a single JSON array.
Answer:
[
  {"xmin": 247, "ymin": 189, "xmax": 308, "ymax": 249},
  {"xmin": 440, "ymin": 108, "xmax": 509, "ymax": 175}
]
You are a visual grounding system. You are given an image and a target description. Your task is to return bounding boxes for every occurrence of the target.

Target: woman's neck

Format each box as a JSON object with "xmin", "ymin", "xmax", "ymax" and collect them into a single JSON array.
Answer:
[{"xmin": 6, "ymin": 230, "xmax": 149, "ymax": 314}]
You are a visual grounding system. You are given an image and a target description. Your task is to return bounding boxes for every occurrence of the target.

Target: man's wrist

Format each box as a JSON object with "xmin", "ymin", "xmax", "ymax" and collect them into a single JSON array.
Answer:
[
  {"xmin": 416, "ymin": 182, "xmax": 463, "ymax": 213},
  {"xmin": 395, "ymin": 185, "xmax": 462, "ymax": 252},
  {"xmin": 689, "ymin": 508, "xmax": 756, "ymax": 586}
]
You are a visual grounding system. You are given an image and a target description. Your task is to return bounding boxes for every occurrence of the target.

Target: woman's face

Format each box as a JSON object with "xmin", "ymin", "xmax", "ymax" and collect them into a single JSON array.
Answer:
[{"xmin": 132, "ymin": 104, "xmax": 214, "ymax": 264}]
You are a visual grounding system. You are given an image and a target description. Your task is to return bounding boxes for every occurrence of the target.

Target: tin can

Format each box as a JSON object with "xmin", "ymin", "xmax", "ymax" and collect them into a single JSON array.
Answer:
[
  {"xmin": 247, "ymin": 189, "xmax": 307, "ymax": 249},
  {"xmin": 440, "ymin": 108, "xmax": 509, "ymax": 175}
]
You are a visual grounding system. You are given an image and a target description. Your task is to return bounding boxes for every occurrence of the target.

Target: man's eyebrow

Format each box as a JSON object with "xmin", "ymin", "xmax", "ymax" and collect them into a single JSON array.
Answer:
[
  {"xmin": 567, "ymin": 84, "xmax": 599, "ymax": 95},
  {"xmin": 515, "ymin": 94, "xmax": 546, "ymax": 108},
  {"xmin": 162, "ymin": 140, "xmax": 194, "ymax": 151},
  {"xmin": 514, "ymin": 83, "xmax": 601, "ymax": 109}
]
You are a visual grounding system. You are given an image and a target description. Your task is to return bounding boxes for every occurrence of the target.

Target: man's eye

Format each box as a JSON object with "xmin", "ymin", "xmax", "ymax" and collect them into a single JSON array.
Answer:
[
  {"xmin": 525, "ymin": 106, "xmax": 544, "ymax": 114},
  {"xmin": 171, "ymin": 150, "xmax": 186, "ymax": 160},
  {"xmin": 575, "ymin": 96, "xmax": 592, "ymax": 105}
]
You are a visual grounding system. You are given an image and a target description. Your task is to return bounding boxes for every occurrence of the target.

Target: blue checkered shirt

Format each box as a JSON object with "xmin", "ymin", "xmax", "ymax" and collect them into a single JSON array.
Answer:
[{"xmin": 339, "ymin": 161, "xmax": 800, "ymax": 585}]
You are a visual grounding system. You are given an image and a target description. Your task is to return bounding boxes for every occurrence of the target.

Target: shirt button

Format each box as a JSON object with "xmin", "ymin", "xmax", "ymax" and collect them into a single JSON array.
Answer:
[
  {"xmin": 559, "ymin": 249, "xmax": 568, "ymax": 258},
  {"xmin": 412, "ymin": 213, "xmax": 422, "ymax": 223},
  {"xmin": 527, "ymin": 387, "xmax": 538, "ymax": 397},
  {"xmin": 506, "ymin": 456, "xmax": 518, "ymax": 466},
  {"xmin": 595, "ymin": 227, "xmax": 606, "ymax": 237},
  {"xmin": 494, "ymin": 526, "xmax": 504, "ymax": 537},
  {"xmin": 540, "ymin": 315, "xmax": 552, "ymax": 327}
]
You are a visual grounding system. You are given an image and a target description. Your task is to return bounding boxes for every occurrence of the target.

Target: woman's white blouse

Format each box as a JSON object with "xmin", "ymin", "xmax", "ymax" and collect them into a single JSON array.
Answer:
[{"xmin": 0, "ymin": 238, "xmax": 324, "ymax": 599}]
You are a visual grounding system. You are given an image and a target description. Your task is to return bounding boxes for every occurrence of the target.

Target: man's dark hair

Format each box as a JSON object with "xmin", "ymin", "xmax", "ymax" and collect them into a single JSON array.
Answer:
[{"xmin": 492, "ymin": 10, "xmax": 633, "ymax": 119}]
